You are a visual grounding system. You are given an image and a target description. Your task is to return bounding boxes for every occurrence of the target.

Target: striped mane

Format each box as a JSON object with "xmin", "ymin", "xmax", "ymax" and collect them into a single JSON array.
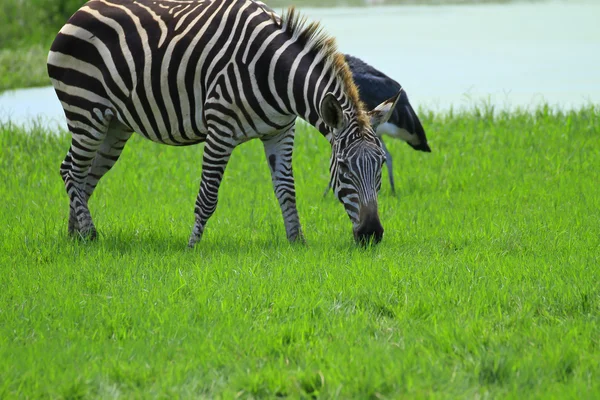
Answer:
[{"xmin": 270, "ymin": 7, "xmax": 369, "ymax": 128}]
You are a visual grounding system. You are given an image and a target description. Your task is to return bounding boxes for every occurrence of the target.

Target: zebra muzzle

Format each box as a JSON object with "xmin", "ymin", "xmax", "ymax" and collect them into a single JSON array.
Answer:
[{"xmin": 353, "ymin": 203, "xmax": 384, "ymax": 245}]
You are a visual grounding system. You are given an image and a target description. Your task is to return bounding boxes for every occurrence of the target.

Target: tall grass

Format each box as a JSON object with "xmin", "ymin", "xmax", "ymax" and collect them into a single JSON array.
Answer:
[
  {"xmin": 0, "ymin": 0, "xmax": 83, "ymax": 49},
  {"xmin": 0, "ymin": 0, "xmax": 85, "ymax": 91},
  {"xmin": 0, "ymin": 46, "xmax": 50, "ymax": 91},
  {"xmin": 1, "ymin": 107, "xmax": 599, "ymax": 398}
]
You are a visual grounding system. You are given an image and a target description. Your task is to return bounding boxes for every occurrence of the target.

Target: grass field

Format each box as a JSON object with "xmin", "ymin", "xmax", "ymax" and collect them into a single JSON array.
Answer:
[{"xmin": 1, "ymin": 107, "xmax": 599, "ymax": 398}]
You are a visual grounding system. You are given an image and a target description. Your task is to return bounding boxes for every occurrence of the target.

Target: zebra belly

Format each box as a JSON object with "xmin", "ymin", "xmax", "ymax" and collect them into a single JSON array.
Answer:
[{"xmin": 115, "ymin": 108, "xmax": 209, "ymax": 146}]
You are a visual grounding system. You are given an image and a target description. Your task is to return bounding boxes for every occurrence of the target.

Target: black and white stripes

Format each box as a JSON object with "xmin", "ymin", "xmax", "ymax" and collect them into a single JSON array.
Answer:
[{"xmin": 48, "ymin": 0, "xmax": 400, "ymax": 245}]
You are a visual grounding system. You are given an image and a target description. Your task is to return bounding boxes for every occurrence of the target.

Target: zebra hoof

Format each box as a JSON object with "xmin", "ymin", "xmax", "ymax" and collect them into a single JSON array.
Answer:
[
  {"xmin": 68, "ymin": 219, "xmax": 80, "ymax": 236},
  {"xmin": 70, "ymin": 226, "xmax": 98, "ymax": 241},
  {"xmin": 187, "ymin": 234, "xmax": 202, "ymax": 248},
  {"xmin": 288, "ymin": 232, "xmax": 306, "ymax": 245},
  {"xmin": 187, "ymin": 226, "xmax": 204, "ymax": 248}
]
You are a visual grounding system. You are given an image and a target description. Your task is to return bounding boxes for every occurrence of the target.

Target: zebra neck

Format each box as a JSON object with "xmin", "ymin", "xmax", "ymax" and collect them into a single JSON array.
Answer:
[{"xmin": 280, "ymin": 62, "xmax": 354, "ymax": 142}]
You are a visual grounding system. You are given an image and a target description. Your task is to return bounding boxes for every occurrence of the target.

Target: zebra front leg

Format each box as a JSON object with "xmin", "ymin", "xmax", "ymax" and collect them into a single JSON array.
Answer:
[
  {"xmin": 188, "ymin": 134, "xmax": 235, "ymax": 248},
  {"xmin": 381, "ymin": 140, "xmax": 396, "ymax": 195},
  {"xmin": 262, "ymin": 128, "xmax": 305, "ymax": 243}
]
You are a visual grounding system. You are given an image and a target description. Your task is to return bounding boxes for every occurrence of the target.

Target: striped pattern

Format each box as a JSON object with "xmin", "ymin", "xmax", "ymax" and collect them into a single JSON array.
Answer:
[{"xmin": 48, "ymin": 0, "xmax": 399, "ymax": 246}]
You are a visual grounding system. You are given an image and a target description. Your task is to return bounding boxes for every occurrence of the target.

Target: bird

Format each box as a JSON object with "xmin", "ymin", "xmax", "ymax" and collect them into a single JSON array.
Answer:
[{"xmin": 325, "ymin": 54, "xmax": 431, "ymax": 196}]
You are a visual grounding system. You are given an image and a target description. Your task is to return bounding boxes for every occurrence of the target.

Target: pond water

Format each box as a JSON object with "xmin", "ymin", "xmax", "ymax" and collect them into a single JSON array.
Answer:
[{"xmin": 1, "ymin": 0, "xmax": 598, "ymax": 129}]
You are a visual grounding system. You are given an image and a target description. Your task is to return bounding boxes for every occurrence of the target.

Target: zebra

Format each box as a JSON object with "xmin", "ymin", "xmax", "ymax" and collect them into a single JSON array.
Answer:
[
  {"xmin": 325, "ymin": 54, "xmax": 431, "ymax": 196},
  {"xmin": 48, "ymin": 0, "xmax": 401, "ymax": 247}
]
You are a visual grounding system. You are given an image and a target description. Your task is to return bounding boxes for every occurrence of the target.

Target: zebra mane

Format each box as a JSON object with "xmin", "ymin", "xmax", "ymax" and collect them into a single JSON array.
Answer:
[{"xmin": 273, "ymin": 7, "xmax": 369, "ymax": 128}]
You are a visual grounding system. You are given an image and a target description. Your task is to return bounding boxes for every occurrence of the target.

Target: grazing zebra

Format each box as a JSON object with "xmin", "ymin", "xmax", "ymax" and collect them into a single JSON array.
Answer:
[
  {"xmin": 48, "ymin": 0, "xmax": 401, "ymax": 246},
  {"xmin": 326, "ymin": 55, "xmax": 431, "ymax": 195}
]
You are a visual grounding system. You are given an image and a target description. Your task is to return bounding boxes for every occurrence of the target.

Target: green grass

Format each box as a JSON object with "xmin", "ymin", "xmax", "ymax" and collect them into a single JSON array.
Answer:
[
  {"xmin": 1, "ymin": 106, "xmax": 599, "ymax": 398},
  {"xmin": 0, "ymin": 0, "xmax": 82, "ymax": 49},
  {"xmin": 0, "ymin": 0, "xmax": 83, "ymax": 92},
  {"xmin": 0, "ymin": 46, "xmax": 50, "ymax": 92}
]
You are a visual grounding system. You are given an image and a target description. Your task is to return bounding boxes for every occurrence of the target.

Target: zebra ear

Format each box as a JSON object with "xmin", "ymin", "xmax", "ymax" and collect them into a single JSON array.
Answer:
[
  {"xmin": 320, "ymin": 92, "xmax": 345, "ymax": 131},
  {"xmin": 368, "ymin": 89, "xmax": 402, "ymax": 130}
]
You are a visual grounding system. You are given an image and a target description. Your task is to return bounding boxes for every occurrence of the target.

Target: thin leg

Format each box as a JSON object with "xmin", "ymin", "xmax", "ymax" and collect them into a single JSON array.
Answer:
[
  {"xmin": 323, "ymin": 181, "xmax": 332, "ymax": 197},
  {"xmin": 262, "ymin": 127, "xmax": 304, "ymax": 243},
  {"xmin": 188, "ymin": 132, "xmax": 235, "ymax": 247},
  {"xmin": 381, "ymin": 140, "xmax": 395, "ymax": 195},
  {"xmin": 61, "ymin": 121, "xmax": 108, "ymax": 239},
  {"xmin": 60, "ymin": 149, "xmax": 80, "ymax": 235},
  {"xmin": 83, "ymin": 122, "xmax": 133, "ymax": 201}
]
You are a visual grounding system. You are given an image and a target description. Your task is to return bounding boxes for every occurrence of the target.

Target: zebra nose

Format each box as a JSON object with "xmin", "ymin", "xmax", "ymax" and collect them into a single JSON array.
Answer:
[{"xmin": 353, "ymin": 214, "xmax": 384, "ymax": 245}]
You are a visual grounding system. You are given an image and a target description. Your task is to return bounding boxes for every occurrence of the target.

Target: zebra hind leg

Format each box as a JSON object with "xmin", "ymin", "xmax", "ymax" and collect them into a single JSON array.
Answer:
[
  {"xmin": 60, "ymin": 150, "xmax": 80, "ymax": 235},
  {"xmin": 60, "ymin": 113, "xmax": 114, "ymax": 240},
  {"xmin": 82, "ymin": 121, "xmax": 133, "ymax": 202}
]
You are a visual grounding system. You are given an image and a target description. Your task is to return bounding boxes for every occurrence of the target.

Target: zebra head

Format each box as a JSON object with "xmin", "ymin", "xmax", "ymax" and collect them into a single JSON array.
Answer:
[{"xmin": 321, "ymin": 91, "xmax": 401, "ymax": 245}]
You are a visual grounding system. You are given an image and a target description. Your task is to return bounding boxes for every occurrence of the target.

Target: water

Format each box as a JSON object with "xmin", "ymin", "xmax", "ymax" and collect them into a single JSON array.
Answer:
[
  {"xmin": 0, "ymin": 86, "xmax": 65, "ymax": 129},
  {"xmin": 305, "ymin": 1, "xmax": 600, "ymax": 111},
  {"xmin": 1, "ymin": 1, "xmax": 598, "ymax": 128}
]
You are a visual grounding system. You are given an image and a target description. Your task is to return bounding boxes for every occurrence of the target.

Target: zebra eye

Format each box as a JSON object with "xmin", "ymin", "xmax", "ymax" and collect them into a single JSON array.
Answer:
[{"xmin": 337, "ymin": 158, "xmax": 350, "ymax": 174}]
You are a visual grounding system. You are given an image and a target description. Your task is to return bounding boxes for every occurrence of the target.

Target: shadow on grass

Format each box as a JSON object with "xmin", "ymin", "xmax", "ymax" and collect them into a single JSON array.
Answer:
[
  {"xmin": 47, "ymin": 229, "xmax": 326, "ymax": 257},
  {"xmin": 46, "ymin": 227, "xmax": 381, "ymax": 259}
]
